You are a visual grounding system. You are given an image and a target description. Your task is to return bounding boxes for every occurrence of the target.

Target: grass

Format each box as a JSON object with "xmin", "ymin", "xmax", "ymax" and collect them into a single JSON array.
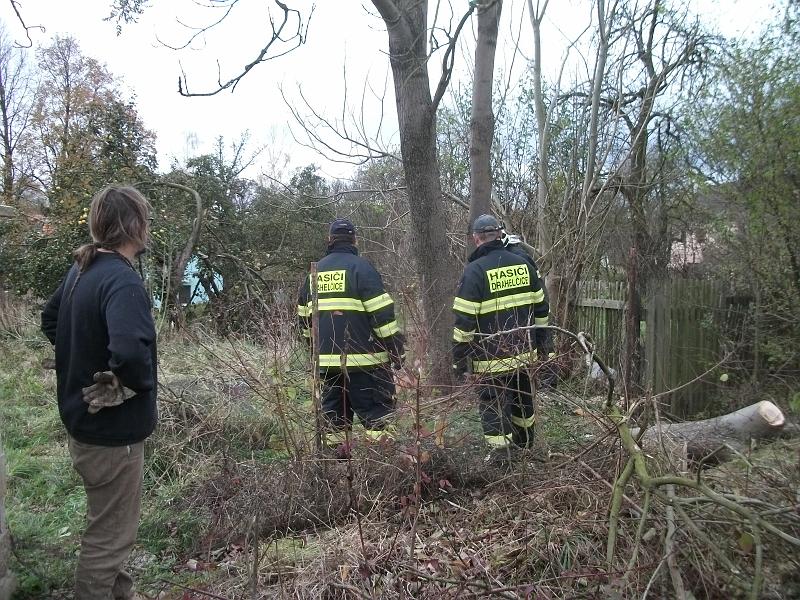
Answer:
[
  {"xmin": 0, "ymin": 335, "xmax": 83, "ymax": 595},
  {"xmin": 0, "ymin": 323, "xmax": 291, "ymax": 598},
  {"xmin": 4, "ymin": 317, "xmax": 799, "ymax": 598}
]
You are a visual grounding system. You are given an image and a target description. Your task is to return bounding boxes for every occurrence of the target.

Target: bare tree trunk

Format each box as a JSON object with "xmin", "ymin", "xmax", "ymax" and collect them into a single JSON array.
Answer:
[
  {"xmin": 633, "ymin": 401, "xmax": 788, "ymax": 460},
  {"xmin": 146, "ymin": 181, "xmax": 204, "ymax": 327},
  {"xmin": 468, "ymin": 0, "xmax": 502, "ymax": 249},
  {"xmin": 372, "ymin": 0, "xmax": 457, "ymax": 383},
  {"xmin": 528, "ymin": 0, "xmax": 552, "ymax": 269}
]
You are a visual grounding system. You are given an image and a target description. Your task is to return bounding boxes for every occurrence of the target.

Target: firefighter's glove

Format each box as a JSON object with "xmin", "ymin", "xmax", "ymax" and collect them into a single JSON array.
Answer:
[{"xmin": 82, "ymin": 371, "xmax": 136, "ymax": 414}]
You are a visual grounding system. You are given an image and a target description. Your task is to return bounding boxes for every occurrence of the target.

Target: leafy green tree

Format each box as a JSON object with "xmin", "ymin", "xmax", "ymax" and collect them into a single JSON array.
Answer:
[
  {"xmin": 694, "ymin": 7, "xmax": 800, "ymax": 376},
  {"xmin": 0, "ymin": 36, "xmax": 156, "ymax": 298}
]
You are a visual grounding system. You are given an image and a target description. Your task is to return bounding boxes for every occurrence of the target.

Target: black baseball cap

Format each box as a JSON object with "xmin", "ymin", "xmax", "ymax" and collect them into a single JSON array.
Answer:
[
  {"xmin": 329, "ymin": 217, "xmax": 356, "ymax": 235},
  {"xmin": 472, "ymin": 214, "xmax": 502, "ymax": 233}
]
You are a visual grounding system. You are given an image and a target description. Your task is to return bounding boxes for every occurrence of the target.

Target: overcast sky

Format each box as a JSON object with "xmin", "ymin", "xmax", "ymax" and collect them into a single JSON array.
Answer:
[{"xmin": 0, "ymin": 0, "xmax": 776, "ymax": 182}]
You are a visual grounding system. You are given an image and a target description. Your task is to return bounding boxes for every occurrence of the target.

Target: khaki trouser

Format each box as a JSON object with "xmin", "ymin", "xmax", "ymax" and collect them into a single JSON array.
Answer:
[{"xmin": 68, "ymin": 437, "xmax": 144, "ymax": 600}]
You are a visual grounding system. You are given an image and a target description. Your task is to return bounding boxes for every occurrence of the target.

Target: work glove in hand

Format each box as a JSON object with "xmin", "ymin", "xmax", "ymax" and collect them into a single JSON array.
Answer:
[{"xmin": 82, "ymin": 371, "xmax": 136, "ymax": 414}]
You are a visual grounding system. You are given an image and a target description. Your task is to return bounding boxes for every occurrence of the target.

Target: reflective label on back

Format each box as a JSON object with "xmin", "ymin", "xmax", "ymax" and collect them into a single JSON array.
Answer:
[
  {"xmin": 313, "ymin": 270, "xmax": 347, "ymax": 294},
  {"xmin": 486, "ymin": 264, "xmax": 530, "ymax": 293}
]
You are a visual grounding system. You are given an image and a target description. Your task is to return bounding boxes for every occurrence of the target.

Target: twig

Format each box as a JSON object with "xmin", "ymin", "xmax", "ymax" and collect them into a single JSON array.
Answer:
[
  {"xmin": 665, "ymin": 484, "xmax": 688, "ymax": 599},
  {"xmin": 159, "ymin": 580, "xmax": 229, "ymax": 600}
]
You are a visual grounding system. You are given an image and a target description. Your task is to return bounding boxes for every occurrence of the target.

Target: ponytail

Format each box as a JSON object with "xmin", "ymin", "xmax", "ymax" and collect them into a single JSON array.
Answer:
[
  {"xmin": 67, "ymin": 185, "xmax": 150, "ymax": 298},
  {"xmin": 73, "ymin": 241, "xmax": 101, "ymax": 272}
]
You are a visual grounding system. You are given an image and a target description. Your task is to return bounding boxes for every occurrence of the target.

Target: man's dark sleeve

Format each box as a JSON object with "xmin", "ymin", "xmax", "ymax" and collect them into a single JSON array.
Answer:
[
  {"xmin": 41, "ymin": 272, "xmax": 69, "ymax": 345},
  {"xmin": 452, "ymin": 267, "xmax": 483, "ymax": 376},
  {"xmin": 105, "ymin": 284, "xmax": 156, "ymax": 393},
  {"xmin": 358, "ymin": 263, "xmax": 404, "ymax": 366},
  {"xmin": 529, "ymin": 264, "xmax": 553, "ymax": 356}
]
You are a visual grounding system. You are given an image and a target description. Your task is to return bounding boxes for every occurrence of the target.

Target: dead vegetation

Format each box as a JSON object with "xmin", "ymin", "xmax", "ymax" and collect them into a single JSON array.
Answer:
[{"xmin": 2, "ymin": 296, "xmax": 798, "ymax": 599}]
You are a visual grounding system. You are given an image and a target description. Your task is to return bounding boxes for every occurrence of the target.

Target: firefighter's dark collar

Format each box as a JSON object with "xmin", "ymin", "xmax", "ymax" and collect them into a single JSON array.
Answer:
[
  {"xmin": 468, "ymin": 239, "xmax": 504, "ymax": 262},
  {"xmin": 326, "ymin": 243, "xmax": 359, "ymax": 256}
]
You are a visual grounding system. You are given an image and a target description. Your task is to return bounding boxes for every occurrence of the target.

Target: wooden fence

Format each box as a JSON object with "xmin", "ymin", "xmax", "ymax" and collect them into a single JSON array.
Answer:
[{"xmin": 576, "ymin": 278, "xmax": 735, "ymax": 416}]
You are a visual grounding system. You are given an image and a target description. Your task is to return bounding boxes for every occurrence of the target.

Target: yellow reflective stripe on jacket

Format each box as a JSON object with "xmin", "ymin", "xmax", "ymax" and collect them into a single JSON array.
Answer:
[
  {"xmin": 363, "ymin": 292, "xmax": 393, "ymax": 312},
  {"xmin": 298, "ymin": 304, "xmax": 310, "ymax": 317},
  {"xmin": 373, "ymin": 320, "xmax": 400, "ymax": 338},
  {"xmin": 534, "ymin": 315, "xmax": 549, "ymax": 326},
  {"xmin": 484, "ymin": 433, "xmax": 513, "ymax": 447},
  {"xmin": 472, "ymin": 350, "xmax": 537, "ymax": 374},
  {"xmin": 478, "ymin": 290, "xmax": 546, "ymax": 315},
  {"xmin": 314, "ymin": 297, "xmax": 366, "ymax": 312},
  {"xmin": 453, "ymin": 296, "xmax": 480, "ymax": 315},
  {"xmin": 453, "ymin": 327, "xmax": 474, "ymax": 343},
  {"xmin": 318, "ymin": 351, "xmax": 389, "ymax": 368},
  {"xmin": 511, "ymin": 414, "xmax": 536, "ymax": 428}
]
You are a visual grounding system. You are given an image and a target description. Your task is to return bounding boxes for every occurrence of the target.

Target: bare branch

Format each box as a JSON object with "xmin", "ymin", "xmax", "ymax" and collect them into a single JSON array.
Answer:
[
  {"xmin": 157, "ymin": 0, "xmax": 241, "ymax": 51},
  {"xmin": 177, "ymin": 1, "xmax": 311, "ymax": 97},
  {"xmin": 6, "ymin": 0, "xmax": 45, "ymax": 48},
  {"xmin": 431, "ymin": 2, "xmax": 476, "ymax": 111}
]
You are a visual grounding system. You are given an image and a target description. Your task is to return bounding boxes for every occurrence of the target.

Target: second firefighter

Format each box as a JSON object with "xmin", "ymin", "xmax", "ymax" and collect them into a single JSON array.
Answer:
[
  {"xmin": 452, "ymin": 214, "xmax": 550, "ymax": 454},
  {"xmin": 298, "ymin": 218, "xmax": 404, "ymax": 451}
]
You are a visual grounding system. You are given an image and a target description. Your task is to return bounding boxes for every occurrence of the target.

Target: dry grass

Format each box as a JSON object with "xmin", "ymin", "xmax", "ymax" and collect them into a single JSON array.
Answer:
[{"xmin": 2, "ymin": 294, "xmax": 798, "ymax": 599}]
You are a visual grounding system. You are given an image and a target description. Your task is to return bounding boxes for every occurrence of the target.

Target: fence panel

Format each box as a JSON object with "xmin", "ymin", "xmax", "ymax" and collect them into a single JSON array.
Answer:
[{"xmin": 577, "ymin": 277, "xmax": 725, "ymax": 416}]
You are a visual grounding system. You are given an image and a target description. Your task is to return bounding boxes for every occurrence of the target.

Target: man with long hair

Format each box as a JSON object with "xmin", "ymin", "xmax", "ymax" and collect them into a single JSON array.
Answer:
[{"xmin": 41, "ymin": 185, "xmax": 156, "ymax": 600}]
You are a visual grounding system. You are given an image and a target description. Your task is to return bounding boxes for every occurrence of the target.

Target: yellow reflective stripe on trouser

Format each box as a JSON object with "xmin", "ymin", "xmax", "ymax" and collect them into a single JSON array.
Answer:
[
  {"xmin": 453, "ymin": 296, "xmax": 480, "ymax": 315},
  {"xmin": 363, "ymin": 292, "xmax": 393, "ymax": 312},
  {"xmin": 298, "ymin": 304, "xmax": 310, "ymax": 317},
  {"xmin": 478, "ymin": 290, "xmax": 545, "ymax": 315},
  {"xmin": 365, "ymin": 429, "xmax": 393, "ymax": 440},
  {"xmin": 472, "ymin": 350, "xmax": 537, "ymax": 374},
  {"xmin": 485, "ymin": 433, "xmax": 513, "ymax": 447},
  {"xmin": 534, "ymin": 315, "xmax": 549, "ymax": 326},
  {"xmin": 373, "ymin": 320, "xmax": 400, "ymax": 338},
  {"xmin": 325, "ymin": 430, "xmax": 349, "ymax": 445},
  {"xmin": 318, "ymin": 351, "xmax": 389, "ymax": 368},
  {"xmin": 453, "ymin": 327, "xmax": 474, "ymax": 342},
  {"xmin": 511, "ymin": 414, "xmax": 536, "ymax": 428}
]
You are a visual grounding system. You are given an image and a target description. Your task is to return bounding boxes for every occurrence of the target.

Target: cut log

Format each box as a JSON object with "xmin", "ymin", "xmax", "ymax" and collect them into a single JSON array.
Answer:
[{"xmin": 633, "ymin": 401, "xmax": 789, "ymax": 461}]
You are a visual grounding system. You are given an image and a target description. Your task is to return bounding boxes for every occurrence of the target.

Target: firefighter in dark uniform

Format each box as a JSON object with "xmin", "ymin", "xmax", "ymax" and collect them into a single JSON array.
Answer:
[
  {"xmin": 501, "ymin": 227, "xmax": 557, "ymax": 388},
  {"xmin": 298, "ymin": 218, "xmax": 404, "ymax": 451},
  {"xmin": 452, "ymin": 214, "xmax": 550, "ymax": 455}
]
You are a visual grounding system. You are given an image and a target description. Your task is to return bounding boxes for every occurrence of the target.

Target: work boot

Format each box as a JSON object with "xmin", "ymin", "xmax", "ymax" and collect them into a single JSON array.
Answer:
[{"xmin": 512, "ymin": 425, "xmax": 535, "ymax": 449}]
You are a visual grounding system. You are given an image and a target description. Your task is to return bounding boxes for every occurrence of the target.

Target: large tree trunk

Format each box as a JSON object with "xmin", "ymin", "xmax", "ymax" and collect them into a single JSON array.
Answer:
[
  {"xmin": 373, "ymin": 0, "xmax": 457, "ymax": 383},
  {"xmin": 468, "ymin": 0, "xmax": 502, "ymax": 249},
  {"xmin": 633, "ymin": 401, "xmax": 788, "ymax": 461}
]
